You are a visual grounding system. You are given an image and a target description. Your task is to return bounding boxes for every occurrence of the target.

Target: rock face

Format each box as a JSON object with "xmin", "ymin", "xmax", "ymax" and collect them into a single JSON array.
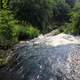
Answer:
[{"xmin": 1, "ymin": 33, "xmax": 80, "ymax": 80}]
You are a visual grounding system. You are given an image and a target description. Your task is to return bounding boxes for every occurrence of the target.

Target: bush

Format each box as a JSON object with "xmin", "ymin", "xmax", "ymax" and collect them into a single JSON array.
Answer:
[
  {"xmin": 64, "ymin": 1, "xmax": 80, "ymax": 35},
  {"xmin": 70, "ymin": 13, "xmax": 80, "ymax": 35},
  {"xmin": 64, "ymin": 13, "xmax": 80, "ymax": 35},
  {"xmin": 16, "ymin": 24, "xmax": 40, "ymax": 40},
  {"xmin": 26, "ymin": 25, "xmax": 40, "ymax": 39},
  {"xmin": 0, "ymin": 9, "xmax": 39, "ymax": 49},
  {"xmin": 0, "ymin": 10, "xmax": 18, "ymax": 49}
]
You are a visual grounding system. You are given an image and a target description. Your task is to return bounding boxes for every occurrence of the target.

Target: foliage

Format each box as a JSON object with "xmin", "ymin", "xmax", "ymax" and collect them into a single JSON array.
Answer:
[
  {"xmin": 52, "ymin": 0, "xmax": 71, "ymax": 24},
  {"xmin": 0, "ymin": 0, "xmax": 9, "ymax": 9},
  {"xmin": 0, "ymin": 0, "xmax": 79, "ymax": 50},
  {"xmin": 26, "ymin": 25, "xmax": 40, "ymax": 39},
  {"xmin": 65, "ymin": 0, "xmax": 76, "ymax": 7},
  {"xmin": 64, "ymin": 1, "xmax": 80, "ymax": 35},
  {"xmin": 0, "ymin": 9, "xmax": 18, "ymax": 49},
  {"xmin": 9, "ymin": 0, "xmax": 53, "ymax": 32},
  {"xmin": 70, "ymin": 12, "xmax": 80, "ymax": 35},
  {"xmin": 15, "ymin": 24, "xmax": 40, "ymax": 40},
  {"xmin": 9, "ymin": 0, "xmax": 71, "ymax": 33}
]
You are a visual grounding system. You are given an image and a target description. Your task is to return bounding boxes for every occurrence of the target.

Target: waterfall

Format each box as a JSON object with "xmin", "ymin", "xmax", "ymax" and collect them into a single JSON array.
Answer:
[{"xmin": 0, "ymin": 33, "xmax": 80, "ymax": 80}]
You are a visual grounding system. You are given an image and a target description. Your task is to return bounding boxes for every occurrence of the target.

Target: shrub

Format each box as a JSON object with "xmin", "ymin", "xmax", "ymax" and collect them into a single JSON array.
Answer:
[
  {"xmin": 64, "ymin": 13, "xmax": 80, "ymax": 35},
  {"xmin": 26, "ymin": 25, "xmax": 40, "ymax": 39},
  {"xmin": 70, "ymin": 12, "xmax": 80, "ymax": 35},
  {"xmin": 64, "ymin": 1, "xmax": 80, "ymax": 35},
  {"xmin": 16, "ymin": 24, "xmax": 40, "ymax": 40},
  {"xmin": 0, "ymin": 10, "xmax": 18, "ymax": 49}
]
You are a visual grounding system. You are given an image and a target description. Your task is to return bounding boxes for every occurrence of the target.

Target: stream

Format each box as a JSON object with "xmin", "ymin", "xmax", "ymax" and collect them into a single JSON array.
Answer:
[{"xmin": 0, "ymin": 33, "xmax": 80, "ymax": 80}]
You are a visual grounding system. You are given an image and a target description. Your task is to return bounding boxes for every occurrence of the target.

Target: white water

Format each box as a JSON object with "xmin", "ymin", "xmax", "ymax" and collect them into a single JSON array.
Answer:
[{"xmin": 2, "ymin": 33, "xmax": 80, "ymax": 80}]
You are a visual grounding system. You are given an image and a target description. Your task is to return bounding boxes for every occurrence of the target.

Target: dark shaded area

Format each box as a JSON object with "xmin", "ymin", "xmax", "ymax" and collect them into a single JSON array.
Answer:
[
  {"xmin": 66, "ymin": 0, "xmax": 76, "ymax": 7},
  {"xmin": 0, "ymin": 43, "xmax": 80, "ymax": 80}
]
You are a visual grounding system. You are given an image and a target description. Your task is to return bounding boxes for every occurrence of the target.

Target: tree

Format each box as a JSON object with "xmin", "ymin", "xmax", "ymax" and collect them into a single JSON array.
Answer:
[
  {"xmin": 0, "ymin": 0, "xmax": 18, "ymax": 49},
  {"xmin": 65, "ymin": 0, "xmax": 76, "ymax": 7},
  {"xmin": 70, "ymin": 1, "xmax": 80, "ymax": 35},
  {"xmin": 0, "ymin": 0, "xmax": 3, "ymax": 9},
  {"xmin": 9, "ymin": 0, "xmax": 72, "ymax": 33},
  {"xmin": 64, "ymin": 0, "xmax": 80, "ymax": 35},
  {"xmin": 52, "ymin": 0, "xmax": 71, "ymax": 25},
  {"xmin": 9, "ymin": 0, "xmax": 54, "ymax": 33}
]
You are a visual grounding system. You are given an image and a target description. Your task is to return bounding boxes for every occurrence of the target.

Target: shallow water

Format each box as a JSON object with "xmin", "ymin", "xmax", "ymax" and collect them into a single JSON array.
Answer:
[{"xmin": 0, "ymin": 34, "xmax": 80, "ymax": 80}]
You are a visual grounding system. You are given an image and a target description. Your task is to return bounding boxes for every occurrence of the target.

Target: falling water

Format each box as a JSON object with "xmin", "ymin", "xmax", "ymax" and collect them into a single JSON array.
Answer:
[{"xmin": 0, "ymin": 33, "xmax": 80, "ymax": 80}]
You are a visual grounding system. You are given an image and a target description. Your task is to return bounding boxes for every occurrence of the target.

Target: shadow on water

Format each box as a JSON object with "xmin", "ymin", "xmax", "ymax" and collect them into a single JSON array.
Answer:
[{"xmin": 0, "ymin": 43, "xmax": 80, "ymax": 80}]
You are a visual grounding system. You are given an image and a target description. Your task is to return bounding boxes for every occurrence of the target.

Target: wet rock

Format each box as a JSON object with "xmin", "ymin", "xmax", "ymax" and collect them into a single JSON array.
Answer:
[{"xmin": 1, "ymin": 33, "xmax": 80, "ymax": 80}]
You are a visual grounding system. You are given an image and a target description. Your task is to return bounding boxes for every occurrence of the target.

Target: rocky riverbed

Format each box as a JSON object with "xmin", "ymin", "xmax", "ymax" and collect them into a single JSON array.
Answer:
[{"xmin": 0, "ymin": 33, "xmax": 80, "ymax": 80}]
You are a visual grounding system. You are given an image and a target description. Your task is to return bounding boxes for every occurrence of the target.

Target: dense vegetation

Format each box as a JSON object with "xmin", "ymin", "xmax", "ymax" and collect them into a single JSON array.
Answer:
[
  {"xmin": 0, "ymin": 0, "xmax": 80, "ymax": 78},
  {"xmin": 0, "ymin": 0, "xmax": 80, "ymax": 49},
  {"xmin": 9, "ymin": 0, "xmax": 71, "ymax": 32}
]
